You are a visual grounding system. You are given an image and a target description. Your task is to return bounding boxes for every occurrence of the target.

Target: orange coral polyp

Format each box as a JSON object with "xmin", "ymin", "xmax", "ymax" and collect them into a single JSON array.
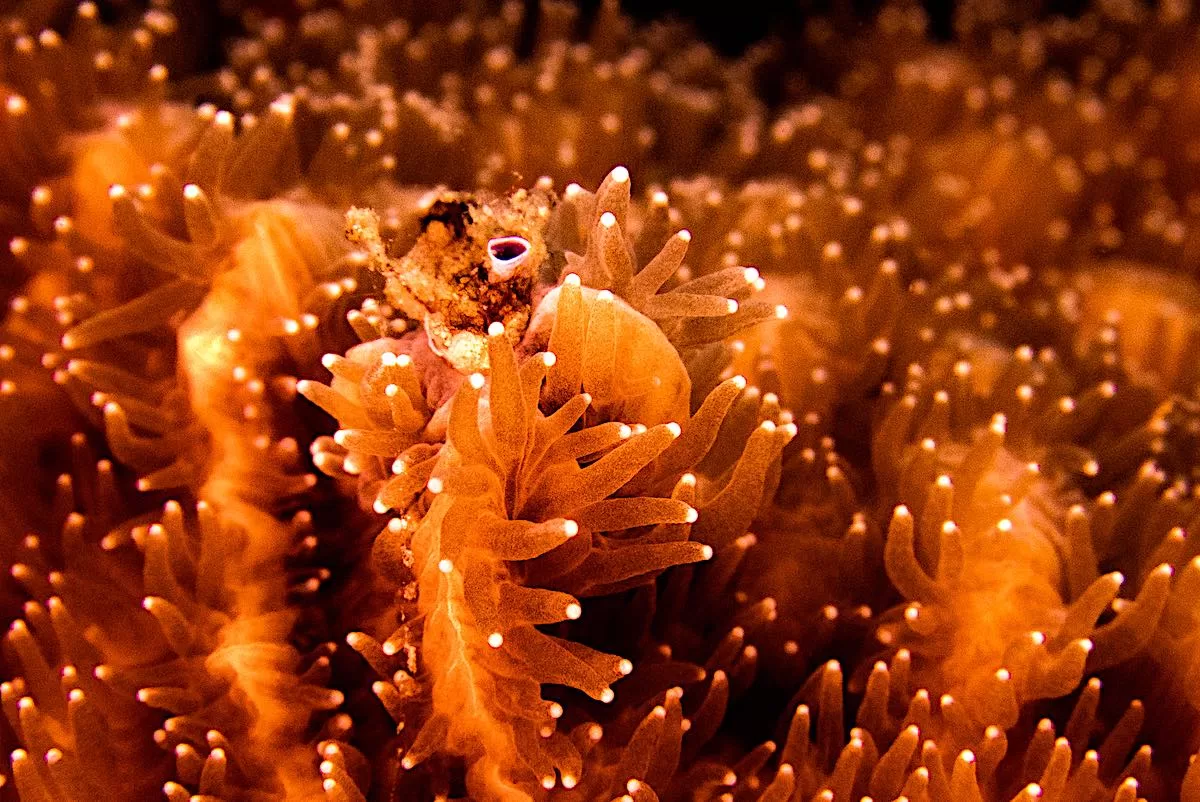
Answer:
[
  {"xmin": 339, "ymin": 236, "xmax": 767, "ymax": 795},
  {"xmin": 531, "ymin": 282, "xmax": 690, "ymax": 427},
  {"xmin": 69, "ymin": 132, "xmax": 154, "ymax": 251}
]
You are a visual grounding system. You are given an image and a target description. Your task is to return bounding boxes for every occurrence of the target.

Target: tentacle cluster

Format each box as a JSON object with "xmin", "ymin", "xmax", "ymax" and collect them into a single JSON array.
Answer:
[{"xmin": 5, "ymin": 1, "xmax": 1200, "ymax": 801}]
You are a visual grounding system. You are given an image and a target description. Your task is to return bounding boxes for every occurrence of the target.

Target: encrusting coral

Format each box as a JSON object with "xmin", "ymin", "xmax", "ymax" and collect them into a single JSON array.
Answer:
[{"xmin": 5, "ymin": 0, "xmax": 1200, "ymax": 801}]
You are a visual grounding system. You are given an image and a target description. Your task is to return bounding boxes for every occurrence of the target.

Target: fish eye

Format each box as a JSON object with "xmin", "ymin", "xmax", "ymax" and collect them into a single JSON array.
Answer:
[{"xmin": 488, "ymin": 236, "xmax": 531, "ymax": 278}]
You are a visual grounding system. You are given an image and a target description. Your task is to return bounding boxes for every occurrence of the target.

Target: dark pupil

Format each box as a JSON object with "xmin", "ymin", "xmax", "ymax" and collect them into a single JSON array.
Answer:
[{"xmin": 491, "ymin": 240, "xmax": 527, "ymax": 261}]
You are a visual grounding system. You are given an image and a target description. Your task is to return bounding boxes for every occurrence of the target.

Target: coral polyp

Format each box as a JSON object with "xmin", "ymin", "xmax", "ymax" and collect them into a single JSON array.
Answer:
[{"xmin": 4, "ymin": 1, "xmax": 1200, "ymax": 801}]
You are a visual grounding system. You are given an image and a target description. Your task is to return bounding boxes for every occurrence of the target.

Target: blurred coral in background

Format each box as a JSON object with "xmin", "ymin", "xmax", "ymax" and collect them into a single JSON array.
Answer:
[{"xmin": 3, "ymin": 0, "xmax": 1200, "ymax": 800}]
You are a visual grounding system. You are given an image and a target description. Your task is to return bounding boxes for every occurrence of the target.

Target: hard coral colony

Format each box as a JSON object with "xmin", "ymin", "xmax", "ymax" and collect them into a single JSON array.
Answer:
[{"xmin": 3, "ymin": 1, "xmax": 1200, "ymax": 802}]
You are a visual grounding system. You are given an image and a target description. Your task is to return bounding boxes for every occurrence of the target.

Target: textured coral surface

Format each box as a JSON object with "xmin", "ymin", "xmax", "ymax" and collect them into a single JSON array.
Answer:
[{"xmin": 4, "ymin": 1, "xmax": 1200, "ymax": 801}]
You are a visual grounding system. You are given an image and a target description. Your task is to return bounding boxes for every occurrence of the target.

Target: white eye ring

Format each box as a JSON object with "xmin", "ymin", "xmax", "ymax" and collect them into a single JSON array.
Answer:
[{"xmin": 488, "ymin": 236, "xmax": 531, "ymax": 279}]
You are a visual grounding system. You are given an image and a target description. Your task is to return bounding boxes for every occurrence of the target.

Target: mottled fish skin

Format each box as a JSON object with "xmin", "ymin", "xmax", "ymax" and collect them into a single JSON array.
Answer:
[{"xmin": 348, "ymin": 189, "xmax": 557, "ymax": 371}]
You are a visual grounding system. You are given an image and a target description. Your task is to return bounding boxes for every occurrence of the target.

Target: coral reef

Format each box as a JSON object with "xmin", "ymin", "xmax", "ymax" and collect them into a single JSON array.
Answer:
[{"xmin": 3, "ymin": 0, "xmax": 1200, "ymax": 801}]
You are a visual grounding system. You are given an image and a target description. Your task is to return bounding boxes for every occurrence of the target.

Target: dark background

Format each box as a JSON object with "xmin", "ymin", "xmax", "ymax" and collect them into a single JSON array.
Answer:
[
  {"xmin": 597, "ymin": 0, "xmax": 1093, "ymax": 52},
  {"xmin": 49, "ymin": 0, "xmax": 1101, "ymax": 67},
  {"xmin": 620, "ymin": 0, "xmax": 958, "ymax": 49}
]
